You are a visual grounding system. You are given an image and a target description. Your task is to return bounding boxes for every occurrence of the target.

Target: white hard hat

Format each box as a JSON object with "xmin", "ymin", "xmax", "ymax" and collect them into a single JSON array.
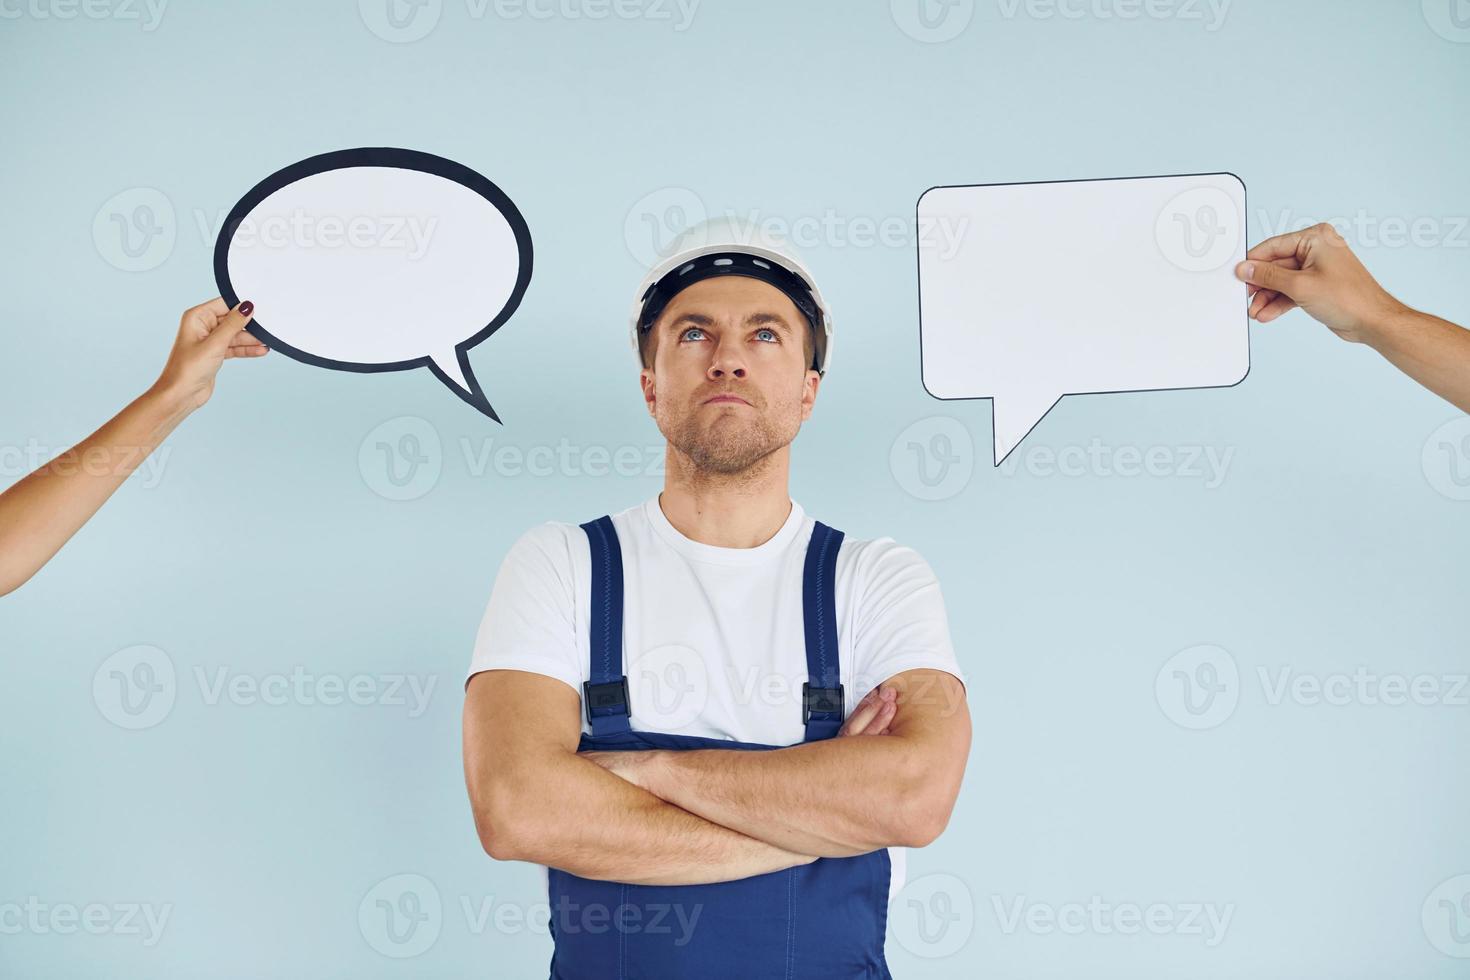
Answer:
[{"xmin": 629, "ymin": 215, "xmax": 833, "ymax": 376}]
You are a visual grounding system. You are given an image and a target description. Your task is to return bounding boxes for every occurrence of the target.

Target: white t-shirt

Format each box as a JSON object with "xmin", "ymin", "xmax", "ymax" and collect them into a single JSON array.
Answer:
[{"xmin": 467, "ymin": 494, "xmax": 967, "ymax": 904}]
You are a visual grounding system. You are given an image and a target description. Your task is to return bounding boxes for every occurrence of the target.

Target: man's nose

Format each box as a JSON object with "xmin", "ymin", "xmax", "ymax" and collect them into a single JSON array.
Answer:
[{"xmin": 707, "ymin": 335, "xmax": 748, "ymax": 378}]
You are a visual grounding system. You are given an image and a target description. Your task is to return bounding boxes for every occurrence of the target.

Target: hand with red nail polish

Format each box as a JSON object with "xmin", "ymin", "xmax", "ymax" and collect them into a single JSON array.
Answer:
[
  {"xmin": 0, "ymin": 297, "xmax": 268, "ymax": 596},
  {"xmin": 152, "ymin": 297, "xmax": 268, "ymax": 414}
]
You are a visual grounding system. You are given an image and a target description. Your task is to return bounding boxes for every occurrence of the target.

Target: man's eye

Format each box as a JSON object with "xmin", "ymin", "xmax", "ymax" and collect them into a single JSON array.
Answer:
[
  {"xmin": 755, "ymin": 328, "xmax": 778, "ymax": 342},
  {"xmin": 682, "ymin": 327, "xmax": 706, "ymax": 342}
]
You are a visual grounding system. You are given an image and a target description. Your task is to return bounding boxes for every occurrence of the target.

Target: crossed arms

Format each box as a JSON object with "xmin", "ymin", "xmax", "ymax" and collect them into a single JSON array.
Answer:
[{"xmin": 461, "ymin": 667, "xmax": 970, "ymax": 886}]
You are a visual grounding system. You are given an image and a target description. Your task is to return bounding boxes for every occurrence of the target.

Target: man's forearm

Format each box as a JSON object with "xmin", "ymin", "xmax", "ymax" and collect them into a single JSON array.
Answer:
[
  {"xmin": 1366, "ymin": 307, "xmax": 1470, "ymax": 415},
  {"xmin": 631, "ymin": 736, "xmax": 940, "ymax": 859},
  {"xmin": 479, "ymin": 751, "xmax": 816, "ymax": 885},
  {"xmin": 601, "ymin": 671, "xmax": 971, "ymax": 858}
]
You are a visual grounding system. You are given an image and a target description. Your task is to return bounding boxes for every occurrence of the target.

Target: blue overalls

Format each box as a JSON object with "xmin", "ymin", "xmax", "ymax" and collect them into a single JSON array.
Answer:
[{"xmin": 545, "ymin": 514, "xmax": 893, "ymax": 980}]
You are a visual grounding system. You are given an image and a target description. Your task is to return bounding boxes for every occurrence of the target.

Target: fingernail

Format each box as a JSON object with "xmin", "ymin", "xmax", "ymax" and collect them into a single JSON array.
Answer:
[
  {"xmin": 1235, "ymin": 262, "xmax": 1254, "ymax": 281},
  {"xmin": 238, "ymin": 300, "xmax": 254, "ymax": 317}
]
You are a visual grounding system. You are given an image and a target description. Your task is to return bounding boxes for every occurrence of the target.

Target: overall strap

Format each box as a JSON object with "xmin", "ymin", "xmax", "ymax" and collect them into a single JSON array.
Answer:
[
  {"xmin": 802, "ymin": 520, "xmax": 846, "ymax": 741},
  {"xmin": 579, "ymin": 516, "xmax": 632, "ymax": 736}
]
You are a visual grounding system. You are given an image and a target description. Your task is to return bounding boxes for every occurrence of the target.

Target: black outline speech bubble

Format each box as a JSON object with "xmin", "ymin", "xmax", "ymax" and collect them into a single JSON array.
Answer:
[
  {"xmin": 915, "ymin": 171, "xmax": 1250, "ymax": 466},
  {"xmin": 213, "ymin": 147, "xmax": 533, "ymax": 423}
]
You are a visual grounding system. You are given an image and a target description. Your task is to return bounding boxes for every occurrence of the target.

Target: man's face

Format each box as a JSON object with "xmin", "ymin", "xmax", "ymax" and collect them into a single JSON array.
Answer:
[{"xmin": 641, "ymin": 275, "xmax": 820, "ymax": 476}]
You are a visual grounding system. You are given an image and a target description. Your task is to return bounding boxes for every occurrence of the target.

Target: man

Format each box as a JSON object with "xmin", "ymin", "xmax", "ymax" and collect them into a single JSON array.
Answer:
[
  {"xmin": 461, "ymin": 218, "xmax": 972, "ymax": 978},
  {"xmin": 0, "ymin": 299, "xmax": 264, "ymax": 596}
]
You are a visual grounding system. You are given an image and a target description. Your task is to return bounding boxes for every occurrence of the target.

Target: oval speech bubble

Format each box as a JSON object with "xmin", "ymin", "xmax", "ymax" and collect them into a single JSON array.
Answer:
[{"xmin": 213, "ymin": 147, "xmax": 532, "ymax": 421}]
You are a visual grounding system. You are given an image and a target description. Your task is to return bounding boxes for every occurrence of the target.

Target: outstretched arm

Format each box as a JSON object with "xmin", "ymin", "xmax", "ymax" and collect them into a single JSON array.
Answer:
[
  {"xmin": 0, "ymin": 298, "xmax": 264, "ymax": 597},
  {"xmin": 584, "ymin": 669, "xmax": 970, "ymax": 859},
  {"xmin": 1236, "ymin": 223, "xmax": 1470, "ymax": 414},
  {"xmin": 463, "ymin": 668, "xmax": 820, "ymax": 885}
]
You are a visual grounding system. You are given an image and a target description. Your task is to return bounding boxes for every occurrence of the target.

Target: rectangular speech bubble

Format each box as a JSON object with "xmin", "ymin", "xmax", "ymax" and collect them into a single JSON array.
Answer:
[{"xmin": 917, "ymin": 173, "xmax": 1248, "ymax": 465}]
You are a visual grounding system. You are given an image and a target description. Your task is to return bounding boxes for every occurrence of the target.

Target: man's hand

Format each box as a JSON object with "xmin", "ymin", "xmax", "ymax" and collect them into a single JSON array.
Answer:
[
  {"xmin": 1234, "ymin": 223, "xmax": 1407, "ymax": 344},
  {"xmin": 583, "ymin": 669, "xmax": 970, "ymax": 858},
  {"xmin": 579, "ymin": 748, "xmax": 662, "ymax": 791},
  {"xmin": 1234, "ymin": 221, "xmax": 1470, "ymax": 415},
  {"xmin": 839, "ymin": 684, "xmax": 897, "ymax": 736}
]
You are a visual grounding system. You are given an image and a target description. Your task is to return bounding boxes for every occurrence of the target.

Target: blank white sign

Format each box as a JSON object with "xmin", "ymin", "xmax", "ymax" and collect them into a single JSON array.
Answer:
[
  {"xmin": 917, "ymin": 173, "xmax": 1248, "ymax": 464},
  {"xmin": 214, "ymin": 148, "xmax": 532, "ymax": 420}
]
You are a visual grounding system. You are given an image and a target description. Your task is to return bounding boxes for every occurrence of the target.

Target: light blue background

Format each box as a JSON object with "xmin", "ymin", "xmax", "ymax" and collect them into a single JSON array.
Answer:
[{"xmin": 3, "ymin": 0, "xmax": 1469, "ymax": 976}]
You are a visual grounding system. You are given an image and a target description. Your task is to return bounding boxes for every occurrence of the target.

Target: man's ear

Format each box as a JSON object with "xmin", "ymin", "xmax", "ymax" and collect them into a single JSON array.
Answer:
[
  {"xmin": 800, "ymin": 369, "xmax": 820, "ymax": 420},
  {"xmin": 641, "ymin": 367, "xmax": 656, "ymax": 416}
]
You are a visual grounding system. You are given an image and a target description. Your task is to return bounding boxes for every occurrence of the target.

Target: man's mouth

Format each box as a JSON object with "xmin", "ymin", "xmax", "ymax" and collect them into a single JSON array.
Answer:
[{"xmin": 704, "ymin": 394, "xmax": 751, "ymax": 406}]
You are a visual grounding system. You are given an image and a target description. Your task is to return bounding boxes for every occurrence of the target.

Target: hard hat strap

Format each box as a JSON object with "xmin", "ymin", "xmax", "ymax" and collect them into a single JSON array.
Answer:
[{"xmin": 636, "ymin": 252, "xmax": 825, "ymax": 373}]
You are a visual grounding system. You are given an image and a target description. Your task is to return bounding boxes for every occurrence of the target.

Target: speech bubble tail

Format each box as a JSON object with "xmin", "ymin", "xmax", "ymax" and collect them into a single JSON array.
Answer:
[
  {"xmin": 429, "ymin": 349, "xmax": 500, "ymax": 423},
  {"xmin": 992, "ymin": 391, "xmax": 1061, "ymax": 466}
]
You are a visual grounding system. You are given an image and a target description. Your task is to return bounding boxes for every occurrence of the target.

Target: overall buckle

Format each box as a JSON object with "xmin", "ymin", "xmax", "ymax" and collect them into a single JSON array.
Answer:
[
  {"xmin": 583, "ymin": 677, "xmax": 630, "ymax": 726},
  {"xmin": 802, "ymin": 682, "xmax": 844, "ymax": 724}
]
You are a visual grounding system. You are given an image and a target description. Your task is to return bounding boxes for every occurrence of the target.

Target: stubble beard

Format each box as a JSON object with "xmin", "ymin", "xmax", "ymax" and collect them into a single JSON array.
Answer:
[{"xmin": 659, "ymin": 397, "xmax": 800, "ymax": 477}]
